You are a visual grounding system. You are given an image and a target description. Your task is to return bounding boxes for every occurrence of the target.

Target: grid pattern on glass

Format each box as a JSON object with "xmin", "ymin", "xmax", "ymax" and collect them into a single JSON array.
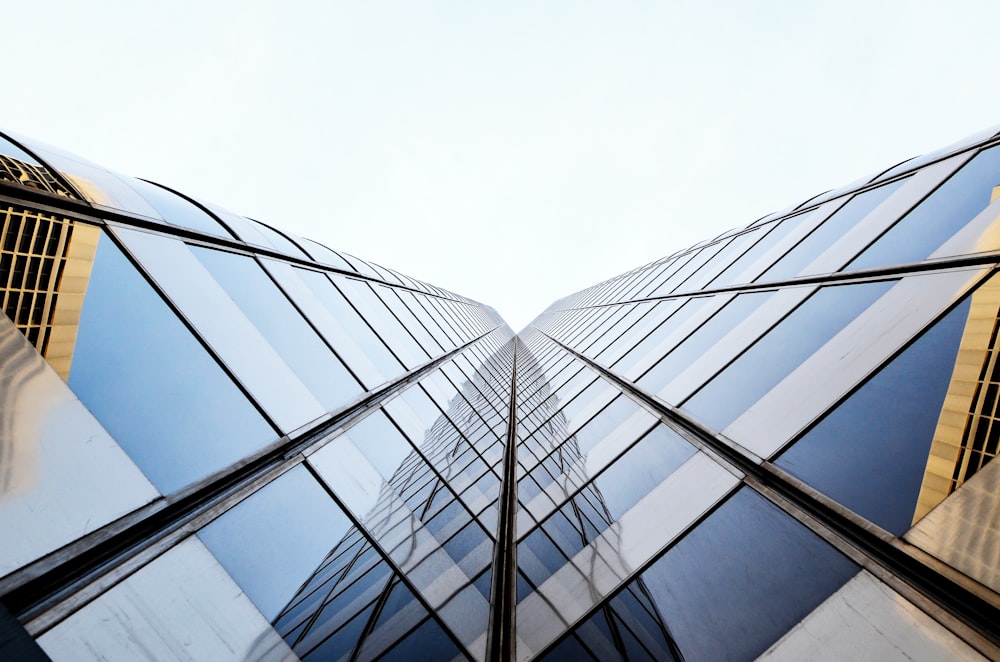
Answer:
[{"xmin": 534, "ymin": 488, "xmax": 858, "ymax": 662}]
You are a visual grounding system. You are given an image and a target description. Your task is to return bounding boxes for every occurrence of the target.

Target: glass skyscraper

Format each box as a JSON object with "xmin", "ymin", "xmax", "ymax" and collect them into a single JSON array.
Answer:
[{"xmin": 2, "ymin": 124, "xmax": 1000, "ymax": 661}]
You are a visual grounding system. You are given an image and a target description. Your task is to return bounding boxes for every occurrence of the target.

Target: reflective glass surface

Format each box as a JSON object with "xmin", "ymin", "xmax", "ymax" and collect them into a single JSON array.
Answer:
[
  {"xmin": 192, "ymin": 246, "xmax": 363, "ymax": 412},
  {"xmin": 68, "ymin": 233, "xmax": 277, "ymax": 493},
  {"xmin": 628, "ymin": 488, "xmax": 858, "ymax": 661},
  {"xmin": 295, "ymin": 267, "xmax": 405, "ymax": 385},
  {"xmin": 637, "ymin": 290, "xmax": 774, "ymax": 395},
  {"xmin": 683, "ymin": 279, "xmax": 896, "ymax": 431},
  {"xmin": 848, "ymin": 144, "xmax": 1000, "ymax": 269},
  {"xmin": 0, "ymin": 134, "xmax": 41, "ymax": 164},
  {"xmin": 757, "ymin": 177, "xmax": 908, "ymax": 282},
  {"xmin": 199, "ymin": 465, "xmax": 352, "ymax": 620},
  {"xmin": 335, "ymin": 277, "xmax": 429, "ymax": 369},
  {"xmin": 123, "ymin": 178, "xmax": 233, "ymax": 238},
  {"xmin": 248, "ymin": 219, "xmax": 310, "ymax": 259},
  {"xmin": 776, "ymin": 296, "xmax": 971, "ymax": 534}
]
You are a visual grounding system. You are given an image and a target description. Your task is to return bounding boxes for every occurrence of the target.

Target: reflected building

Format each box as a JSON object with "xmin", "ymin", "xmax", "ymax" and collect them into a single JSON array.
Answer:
[{"xmin": 3, "ymin": 125, "xmax": 1000, "ymax": 661}]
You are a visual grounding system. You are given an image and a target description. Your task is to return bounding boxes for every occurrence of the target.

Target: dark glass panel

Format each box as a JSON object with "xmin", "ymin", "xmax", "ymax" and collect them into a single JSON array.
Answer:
[
  {"xmin": 68, "ymin": 234, "xmax": 276, "ymax": 493},
  {"xmin": 301, "ymin": 601, "xmax": 376, "ymax": 661},
  {"xmin": 776, "ymin": 296, "xmax": 970, "ymax": 535},
  {"xmin": 639, "ymin": 488, "xmax": 857, "ymax": 661},
  {"xmin": 192, "ymin": 247, "xmax": 363, "ymax": 412},
  {"xmin": 849, "ymin": 144, "xmax": 1000, "ymax": 270},
  {"xmin": 757, "ymin": 177, "xmax": 909, "ymax": 282},
  {"xmin": 683, "ymin": 279, "xmax": 896, "ymax": 431},
  {"xmin": 377, "ymin": 616, "xmax": 466, "ymax": 661}
]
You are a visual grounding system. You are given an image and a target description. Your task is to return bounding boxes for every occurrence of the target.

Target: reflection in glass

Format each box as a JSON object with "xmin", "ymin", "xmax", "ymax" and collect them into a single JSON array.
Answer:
[
  {"xmin": 776, "ymin": 294, "xmax": 972, "ymax": 535},
  {"xmin": 637, "ymin": 291, "xmax": 774, "ymax": 395},
  {"xmin": 0, "ymin": 136, "xmax": 76, "ymax": 198},
  {"xmin": 199, "ymin": 465, "xmax": 352, "ymax": 621},
  {"xmin": 295, "ymin": 266, "xmax": 405, "ymax": 385},
  {"xmin": 757, "ymin": 177, "xmax": 908, "ymax": 282},
  {"xmin": 915, "ymin": 275, "xmax": 1000, "ymax": 519},
  {"xmin": 1, "ymin": 211, "xmax": 98, "ymax": 380},
  {"xmin": 848, "ymin": 144, "xmax": 1000, "ymax": 270},
  {"xmin": 683, "ymin": 279, "xmax": 895, "ymax": 431},
  {"xmin": 124, "ymin": 178, "xmax": 233, "ymax": 238},
  {"xmin": 607, "ymin": 488, "xmax": 858, "ymax": 661},
  {"xmin": 192, "ymin": 246, "xmax": 363, "ymax": 412},
  {"xmin": 67, "ymin": 232, "xmax": 277, "ymax": 493}
]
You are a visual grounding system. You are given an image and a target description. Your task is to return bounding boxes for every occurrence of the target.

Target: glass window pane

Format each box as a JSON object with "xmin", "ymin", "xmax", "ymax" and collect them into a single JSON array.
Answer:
[
  {"xmin": 198, "ymin": 465, "xmax": 353, "ymax": 621},
  {"xmin": 592, "ymin": 424, "xmax": 696, "ymax": 519},
  {"xmin": 123, "ymin": 178, "xmax": 233, "ymax": 238},
  {"xmin": 335, "ymin": 277, "xmax": 429, "ymax": 369},
  {"xmin": 848, "ymin": 144, "xmax": 1000, "ymax": 270},
  {"xmin": 637, "ymin": 291, "xmax": 774, "ymax": 395},
  {"xmin": 192, "ymin": 246, "xmax": 363, "ymax": 412},
  {"xmin": 67, "ymin": 233, "xmax": 277, "ymax": 493},
  {"xmin": 295, "ymin": 267, "xmax": 405, "ymax": 384},
  {"xmin": 683, "ymin": 279, "xmax": 896, "ymax": 431},
  {"xmin": 635, "ymin": 488, "xmax": 858, "ymax": 661},
  {"xmin": 248, "ymin": 219, "xmax": 310, "ymax": 259},
  {"xmin": 775, "ymin": 295, "xmax": 971, "ymax": 535},
  {"xmin": 757, "ymin": 177, "xmax": 909, "ymax": 282}
]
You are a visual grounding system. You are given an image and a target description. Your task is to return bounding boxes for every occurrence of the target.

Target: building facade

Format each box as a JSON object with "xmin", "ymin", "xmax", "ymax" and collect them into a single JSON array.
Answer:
[{"xmin": 2, "ymin": 126, "xmax": 1000, "ymax": 660}]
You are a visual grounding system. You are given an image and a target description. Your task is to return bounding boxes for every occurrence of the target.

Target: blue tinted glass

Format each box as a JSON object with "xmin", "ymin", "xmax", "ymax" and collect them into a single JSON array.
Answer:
[
  {"xmin": 848, "ymin": 145, "xmax": 1000, "ymax": 270},
  {"xmin": 192, "ymin": 247, "xmax": 362, "ymax": 412},
  {"xmin": 776, "ymin": 296, "xmax": 971, "ymax": 535},
  {"xmin": 757, "ymin": 177, "xmax": 908, "ymax": 282},
  {"xmin": 125, "ymin": 178, "xmax": 233, "ymax": 238},
  {"xmin": 68, "ymin": 234, "xmax": 276, "ymax": 493},
  {"xmin": 198, "ymin": 465, "xmax": 352, "ymax": 620},
  {"xmin": 335, "ymin": 277, "xmax": 429, "ymax": 369},
  {"xmin": 593, "ymin": 425, "xmax": 696, "ymax": 518},
  {"xmin": 295, "ymin": 267, "xmax": 405, "ymax": 383},
  {"xmin": 639, "ymin": 488, "xmax": 857, "ymax": 661},
  {"xmin": 676, "ymin": 228, "xmax": 765, "ymax": 293},
  {"xmin": 708, "ymin": 212, "xmax": 812, "ymax": 288},
  {"xmin": 573, "ymin": 395, "xmax": 644, "ymax": 455},
  {"xmin": 612, "ymin": 297, "xmax": 713, "ymax": 375},
  {"xmin": 302, "ymin": 601, "xmax": 376, "ymax": 660},
  {"xmin": 637, "ymin": 291, "xmax": 774, "ymax": 395},
  {"xmin": 683, "ymin": 279, "xmax": 896, "ymax": 431}
]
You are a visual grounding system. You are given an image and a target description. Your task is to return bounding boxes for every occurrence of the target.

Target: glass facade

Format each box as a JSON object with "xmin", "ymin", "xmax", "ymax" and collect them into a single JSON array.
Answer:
[{"xmin": 2, "ymin": 126, "xmax": 1000, "ymax": 661}]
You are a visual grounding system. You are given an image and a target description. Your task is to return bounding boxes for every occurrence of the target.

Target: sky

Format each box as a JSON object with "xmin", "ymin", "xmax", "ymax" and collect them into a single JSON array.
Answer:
[{"xmin": 6, "ymin": 1, "xmax": 1000, "ymax": 330}]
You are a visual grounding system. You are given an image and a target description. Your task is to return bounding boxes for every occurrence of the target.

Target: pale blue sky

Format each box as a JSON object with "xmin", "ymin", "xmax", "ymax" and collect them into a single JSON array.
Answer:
[{"xmin": 7, "ymin": 1, "xmax": 1000, "ymax": 329}]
